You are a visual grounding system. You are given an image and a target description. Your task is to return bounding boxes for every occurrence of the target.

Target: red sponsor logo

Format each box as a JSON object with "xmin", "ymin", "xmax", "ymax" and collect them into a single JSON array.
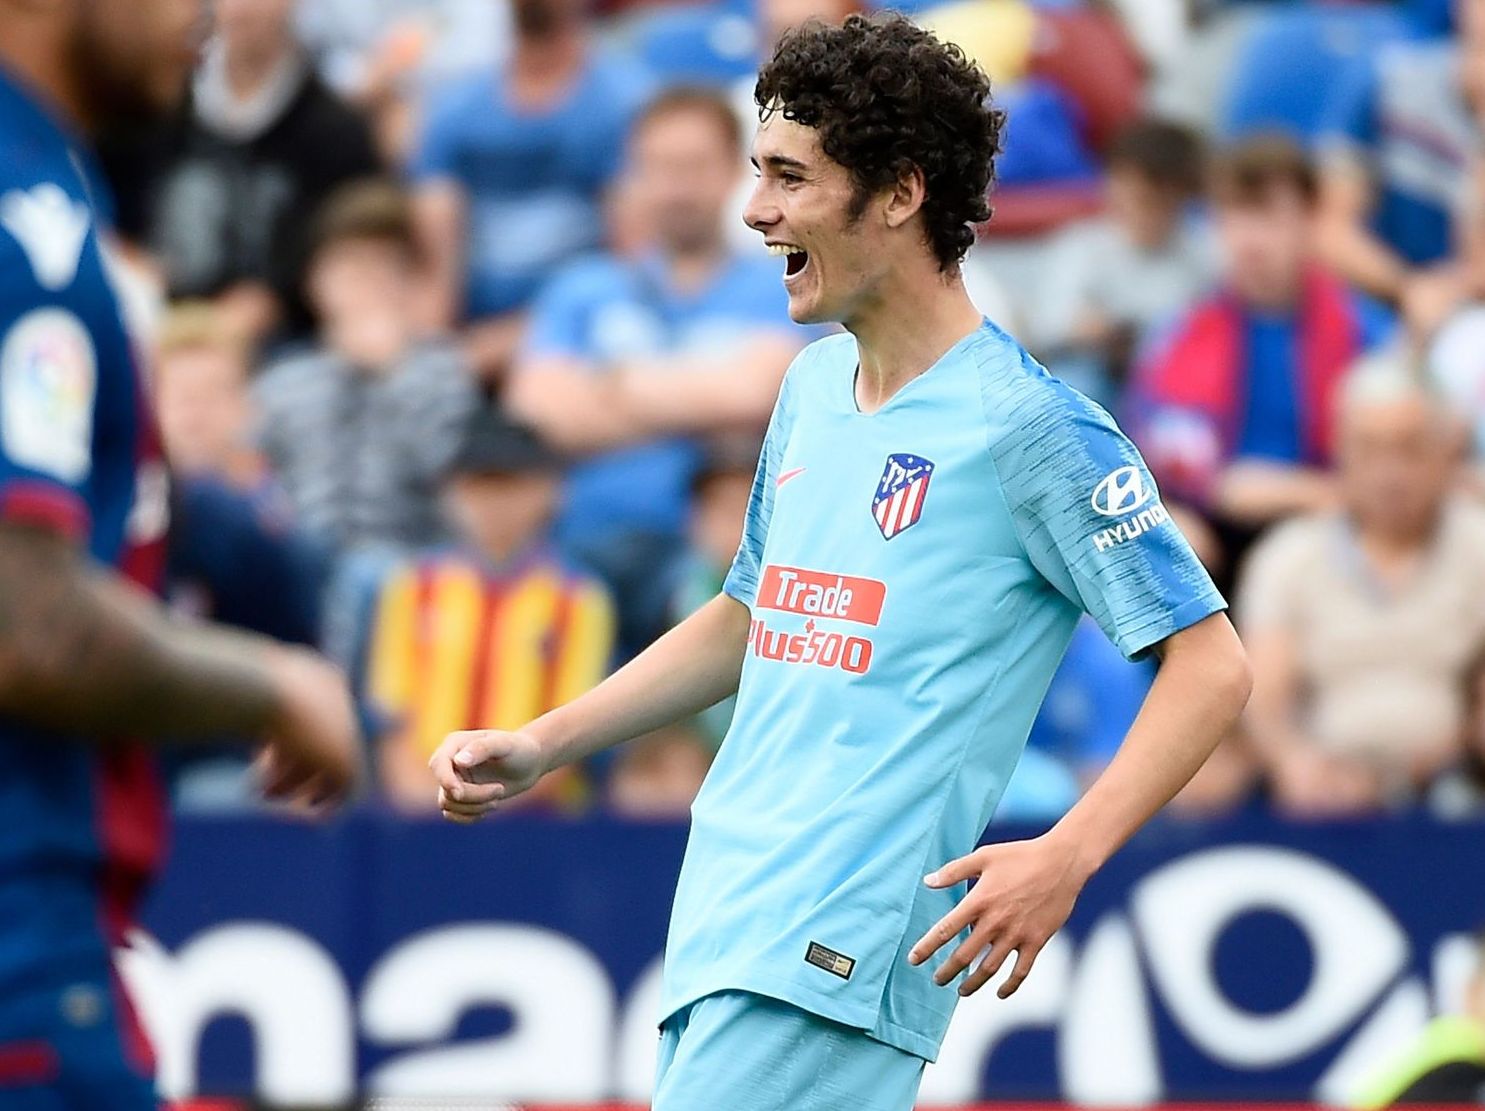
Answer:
[
  {"xmin": 748, "ymin": 618, "xmax": 874, "ymax": 674},
  {"xmin": 757, "ymin": 565, "xmax": 885, "ymax": 626}
]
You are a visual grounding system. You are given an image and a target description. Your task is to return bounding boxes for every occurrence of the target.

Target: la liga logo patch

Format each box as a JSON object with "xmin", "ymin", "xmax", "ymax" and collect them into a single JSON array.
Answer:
[{"xmin": 872, "ymin": 452, "xmax": 934, "ymax": 539}]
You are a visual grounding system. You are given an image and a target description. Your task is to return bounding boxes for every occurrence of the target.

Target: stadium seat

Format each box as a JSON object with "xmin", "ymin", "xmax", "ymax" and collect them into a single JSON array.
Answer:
[
  {"xmin": 629, "ymin": 2, "xmax": 760, "ymax": 87},
  {"xmin": 1218, "ymin": 2, "xmax": 1419, "ymax": 145}
]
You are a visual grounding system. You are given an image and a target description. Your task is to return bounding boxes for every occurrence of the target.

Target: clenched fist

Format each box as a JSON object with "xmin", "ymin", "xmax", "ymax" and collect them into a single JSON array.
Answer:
[{"xmin": 428, "ymin": 728, "xmax": 548, "ymax": 823}]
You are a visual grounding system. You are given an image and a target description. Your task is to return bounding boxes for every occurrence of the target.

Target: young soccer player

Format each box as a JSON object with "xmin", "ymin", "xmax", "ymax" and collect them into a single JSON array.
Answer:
[{"xmin": 432, "ymin": 15, "xmax": 1251, "ymax": 1110}]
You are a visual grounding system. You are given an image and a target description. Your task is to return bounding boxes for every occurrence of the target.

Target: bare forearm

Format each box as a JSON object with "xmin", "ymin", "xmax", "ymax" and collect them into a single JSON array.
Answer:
[
  {"xmin": 412, "ymin": 185, "xmax": 465, "ymax": 331},
  {"xmin": 0, "ymin": 531, "xmax": 280, "ymax": 741},
  {"xmin": 1212, "ymin": 462, "xmax": 1336, "ymax": 526},
  {"xmin": 1316, "ymin": 168, "xmax": 1410, "ymax": 300},
  {"xmin": 617, "ymin": 339, "xmax": 796, "ymax": 435},
  {"xmin": 1047, "ymin": 614, "xmax": 1251, "ymax": 876},
  {"xmin": 527, "ymin": 593, "xmax": 750, "ymax": 767},
  {"xmin": 1318, "ymin": 221, "xmax": 1410, "ymax": 300}
]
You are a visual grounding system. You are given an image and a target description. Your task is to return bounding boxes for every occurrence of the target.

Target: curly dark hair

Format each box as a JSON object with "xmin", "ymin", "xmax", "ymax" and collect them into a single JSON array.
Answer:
[{"xmin": 755, "ymin": 13, "xmax": 1004, "ymax": 272}]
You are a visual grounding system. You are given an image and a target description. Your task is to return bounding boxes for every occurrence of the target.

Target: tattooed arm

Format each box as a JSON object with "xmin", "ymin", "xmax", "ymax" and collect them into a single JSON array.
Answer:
[{"xmin": 0, "ymin": 521, "xmax": 358, "ymax": 801}]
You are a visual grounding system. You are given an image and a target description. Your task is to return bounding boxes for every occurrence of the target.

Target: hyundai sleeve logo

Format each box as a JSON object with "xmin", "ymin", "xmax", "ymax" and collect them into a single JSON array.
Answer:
[{"xmin": 1091, "ymin": 465, "xmax": 1152, "ymax": 517}]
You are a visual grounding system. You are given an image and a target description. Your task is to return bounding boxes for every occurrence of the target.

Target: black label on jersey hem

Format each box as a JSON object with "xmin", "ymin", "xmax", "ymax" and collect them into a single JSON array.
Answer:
[{"xmin": 804, "ymin": 941, "xmax": 855, "ymax": 980}]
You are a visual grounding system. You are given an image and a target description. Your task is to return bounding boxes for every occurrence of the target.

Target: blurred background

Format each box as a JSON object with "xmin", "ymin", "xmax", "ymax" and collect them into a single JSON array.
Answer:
[{"xmin": 99, "ymin": 0, "xmax": 1485, "ymax": 1105}]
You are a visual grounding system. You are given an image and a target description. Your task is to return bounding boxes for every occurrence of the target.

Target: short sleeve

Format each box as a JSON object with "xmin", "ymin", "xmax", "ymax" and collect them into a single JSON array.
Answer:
[
  {"xmin": 722, "ymin": 364, "xmax": 797, "ymax": 607},
  {"xmin": 521, "ymin": 264, "xmax": 599, "ymax": 360},
  {"xmin": 0, "ymin": 238, "xmax": 98, "ymax": 540},
  {"xmin": 993, "ymin": 378, "xmax": 1226, "ymax": 660},
  {"xmin": 408, "ymin": 81, "xmax": 470, "ymax": 183}
]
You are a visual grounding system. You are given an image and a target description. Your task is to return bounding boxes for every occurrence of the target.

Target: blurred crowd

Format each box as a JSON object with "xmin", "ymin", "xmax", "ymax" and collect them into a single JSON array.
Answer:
[{"xmin": 101, "ymin": 0, "xmax": 1485, "ymax": 823}]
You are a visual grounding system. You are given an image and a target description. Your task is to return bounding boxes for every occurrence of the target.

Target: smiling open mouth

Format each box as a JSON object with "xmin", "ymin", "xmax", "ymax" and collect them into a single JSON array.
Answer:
[{"xmin": 767, "ymin": 243, "xmax": 810, "ymax": 280}]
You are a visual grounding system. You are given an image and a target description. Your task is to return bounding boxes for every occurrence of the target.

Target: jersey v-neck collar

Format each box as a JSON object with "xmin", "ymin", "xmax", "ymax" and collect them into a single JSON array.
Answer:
[{"xmin": 843, "ymin": 318, "xmax": 990, "ymax": 417}]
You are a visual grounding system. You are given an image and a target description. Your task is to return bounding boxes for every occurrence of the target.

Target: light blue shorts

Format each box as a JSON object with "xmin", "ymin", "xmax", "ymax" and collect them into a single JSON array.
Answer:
[{"xmin": 653, "ymin": 990, "xmax": 926, "ymax": 1111}]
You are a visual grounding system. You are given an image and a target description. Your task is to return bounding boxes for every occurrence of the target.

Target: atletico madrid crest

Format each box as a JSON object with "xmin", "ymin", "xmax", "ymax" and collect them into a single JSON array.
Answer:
[{"xmin": 872, "ymin": 453, "xmax": 935, "ymax": 539}]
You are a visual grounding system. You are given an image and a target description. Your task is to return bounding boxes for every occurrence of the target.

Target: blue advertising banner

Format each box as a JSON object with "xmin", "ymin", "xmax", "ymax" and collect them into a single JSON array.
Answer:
[{"xmin": 129, "ymin": 813, "xmax": 1485, "ymax": 1106}]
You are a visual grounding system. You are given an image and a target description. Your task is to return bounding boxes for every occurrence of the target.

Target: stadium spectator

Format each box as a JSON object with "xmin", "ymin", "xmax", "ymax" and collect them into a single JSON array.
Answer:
[
  {"xmin": 606, "ymin": 724, "xmax": 713, "ymax": 818},
  {"xmin": 366, "ymin": 406, "xmax": 615, "ymax": 813},
  {"xmin": 1239, "ymin": 360, "xmax": 1485, "ymax": 816},
  {"xmin": 1132, "ymin": 136, "xmax": 1393, "ymax": 542},
  {"xmin": 154, "ymin": 302, "xmax": 272, "ymax": 496},
  {"xmin": 509, "ymin": 88, "xmax": 806, "ymax": 652},
  {"xmin": 1315, "ymin": 0, "xmax": 1485, "ymax": 337},
  {"xmin": 409, "ymin": 0, "xmax": 654, "ymax": 380},
  {"xmin": 254, "ymin": 179, "xmax": 478, "ymax": 556},
  {"xmin": 104, "ymin": 0, "xmax": 381, "ymax": 346},
  {"xmin": 1030, "ymin": 119, "xmax": 1215, "ymax": 404}
]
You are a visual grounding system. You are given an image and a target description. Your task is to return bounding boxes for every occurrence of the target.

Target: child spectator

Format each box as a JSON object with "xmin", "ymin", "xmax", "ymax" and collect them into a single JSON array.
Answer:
[
  {"xmin": 1030, "ymin": 119, "xmax": 1216, "ymax": 404},
  {"xmin": 1239, "ymin": 360, "xmax": 1485, "ymax": 816},
  {"xmin": 366, "ymin": 407, "xmax": 616, "ymax": 813},
  {"xmin": 254, "ymin": 179, "xmax": 478, "ymax": 556},
  {"xmin": 154, "ymin": 302, "xmax": 271, "ymax": 495},
  {"xmin": 1132, "ymin": 136, "xmax": 1394, "ymax": 551}
]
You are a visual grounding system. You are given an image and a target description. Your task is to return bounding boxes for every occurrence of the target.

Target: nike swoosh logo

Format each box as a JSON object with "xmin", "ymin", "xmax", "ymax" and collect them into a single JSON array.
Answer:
[{"xmin": 776, "ymin": 467, "xmax": 807, "ymax": 488}]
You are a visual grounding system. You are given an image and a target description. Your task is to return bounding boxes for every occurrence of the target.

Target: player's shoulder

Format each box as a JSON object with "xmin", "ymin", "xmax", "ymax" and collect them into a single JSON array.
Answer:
[
  {"xmin": 779, "ymin": 329, "xmax": 853, "ymax": 399},
  {"xmin": 0, "ymin": 153, "xmax": 96, "ymax": 307},
  {"xmin": 794, "ymin": 330, "xmax": 855, "ymax": 368},
  {"xmin": 967, "ymin": 323, "xmax": 1119, "ymax": 449}
]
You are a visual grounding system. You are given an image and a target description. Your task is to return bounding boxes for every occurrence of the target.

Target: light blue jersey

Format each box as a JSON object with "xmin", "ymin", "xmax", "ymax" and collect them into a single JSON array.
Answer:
[{"xmin": 660, "ymin": 321, "xmax": 1224, "ymax": 1061}]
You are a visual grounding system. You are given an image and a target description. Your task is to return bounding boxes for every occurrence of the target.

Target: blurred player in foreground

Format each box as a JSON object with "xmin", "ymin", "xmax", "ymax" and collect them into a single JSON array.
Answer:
[
  {"xmin": 433, "ymin": 15, "xmax": 1251, "ymax": 1110},
  {"xmin": 0, "ymin": 1, "xmax": 358, "ymax": 1105}
]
